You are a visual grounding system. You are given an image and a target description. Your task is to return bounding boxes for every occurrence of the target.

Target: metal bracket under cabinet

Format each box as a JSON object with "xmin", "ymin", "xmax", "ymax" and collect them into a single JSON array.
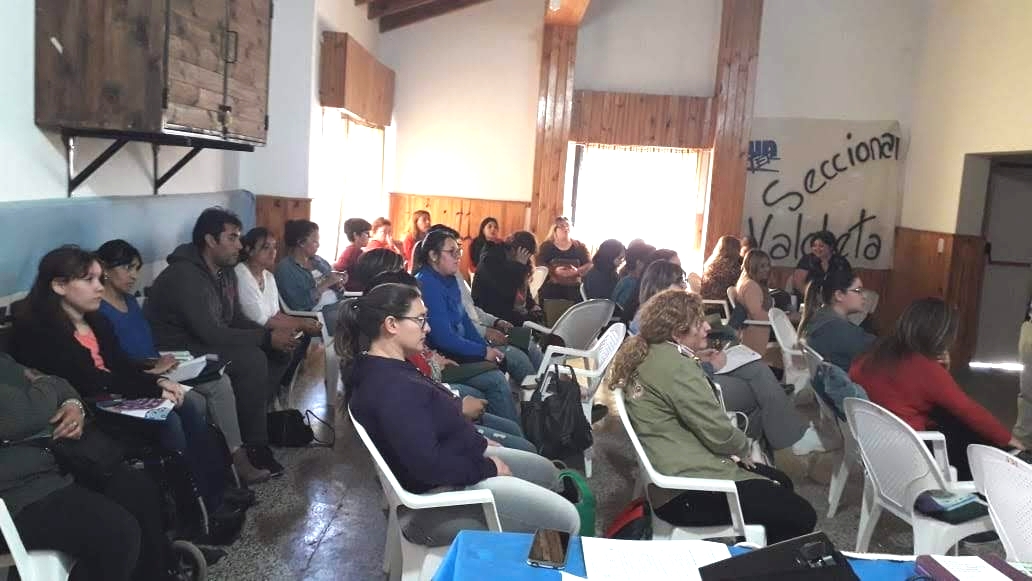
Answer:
[{"xmin": 61, "ymin": 128, "xmax": 255, "ymax": 197}]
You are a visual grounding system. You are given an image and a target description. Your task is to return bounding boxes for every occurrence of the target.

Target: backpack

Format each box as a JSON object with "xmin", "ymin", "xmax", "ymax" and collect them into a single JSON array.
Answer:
[
  {"xmin": 521, "ymin": 364, "xmax": 593, "ymax": 460},
  {"xmin": 604, "ymin": 497, "xmax": 653, "ymax": 540}
]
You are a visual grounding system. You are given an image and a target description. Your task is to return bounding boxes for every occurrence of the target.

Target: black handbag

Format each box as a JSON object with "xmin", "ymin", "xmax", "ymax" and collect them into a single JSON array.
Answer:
[
  {"xmin": 267, "ymin": 409, "xmax": 334, "ymax": 447},
  {"xmin": 521, "ymin": 364, "xmax": 592, "ymax": 460},
  {"xmin": 49, "ymin": 422, "xmax": 128, "ymax": 489}
]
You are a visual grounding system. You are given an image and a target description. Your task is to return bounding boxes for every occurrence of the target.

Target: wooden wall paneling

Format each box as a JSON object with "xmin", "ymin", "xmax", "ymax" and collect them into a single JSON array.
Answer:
[
  {"xmin": 946, "ymin": 234, "xmax": 988, "ymax": 368},
  {"xmin": 36, "ymin": 0, "xmax": 167, "ymax": 132},
  {"xmin": 530, "ymin": 23, "xmax": 578, "ymax": 240},
  {"xmin": 570, "ymin": 91, "xmax": 714, "ymax": 148},
  {"xmin": 319, "ymin": 33, "xmax": 395, "ymax": 127},
  {"xmin": 703, "ymin": 0, "xmax": 763, "ymax": 256},
  {"xmin": 255, "ymin": 195, "xmax": 312, "ymax": 257}
]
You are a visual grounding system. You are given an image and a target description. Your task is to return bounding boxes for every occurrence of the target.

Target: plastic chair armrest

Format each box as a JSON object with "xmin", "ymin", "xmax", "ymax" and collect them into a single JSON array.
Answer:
[
  {"xmin": 400, "ymin": 488, "xmax": 496, "ymax": 510},
  {"xmin": 522, "ymin": 321, "xmax": 553, "ymax": 335},
  {"xmin": 743, "ymin": 320, "xmax": 772, "ymax": 327},
  {"xmin": 543, "ymin": 345, "xmax": 594, "ymax": 361},
  {"xmin": 916, "ymin": 431, "xmax": 952, "ymax": 479},
  {"xmin": 648, "ymin": 473, "xmax": 739, "ymax": 494},
  {"xmin": 945, "ymin": 481, "xmax": 978, "ymax": 495}
]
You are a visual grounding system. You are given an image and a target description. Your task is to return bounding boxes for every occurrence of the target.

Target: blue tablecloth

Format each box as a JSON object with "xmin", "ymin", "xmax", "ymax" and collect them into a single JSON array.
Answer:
[{"xmin": 433, "ymin": 531, "xmax": 919, "ymax": 581}]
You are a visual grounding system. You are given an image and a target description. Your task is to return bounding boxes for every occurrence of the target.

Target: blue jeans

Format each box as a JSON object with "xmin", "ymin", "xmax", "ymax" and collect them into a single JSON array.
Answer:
[
  {"xmin": 476, "ymin": 413, "xmax": 536, "ymax": 453},
  {"xmin": 157, "ymin": 392, "xmax": 225, "ymax": 510},
  {"xmin": 500, "ymin": 344, "xmax": 540, "ymax": 385},
  {"xmin": 460, "ymin": 371, "xmax": 519, "ymax": 424}
]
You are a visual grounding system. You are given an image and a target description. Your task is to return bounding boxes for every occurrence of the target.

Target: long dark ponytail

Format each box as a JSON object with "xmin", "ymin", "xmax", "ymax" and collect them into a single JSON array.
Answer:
[{"xmin": 333, "ymin": 283, "xmax": 422, "ymax": 388}]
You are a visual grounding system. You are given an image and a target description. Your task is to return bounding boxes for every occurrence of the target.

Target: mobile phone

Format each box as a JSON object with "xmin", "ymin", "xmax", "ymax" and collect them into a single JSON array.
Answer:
[
  {"xmin": 293, "ymin": 330, "xmax": 304, "ymax": 340},
  {"xmin": 526, "ymin": 528, "xmax": 570, "ymax": 570}
]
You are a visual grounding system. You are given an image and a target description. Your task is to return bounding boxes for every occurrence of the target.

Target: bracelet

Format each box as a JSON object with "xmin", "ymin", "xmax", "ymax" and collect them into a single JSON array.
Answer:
[{"xmin": 60, "ymin": 399, "xmax": 85, "ymax": 414}]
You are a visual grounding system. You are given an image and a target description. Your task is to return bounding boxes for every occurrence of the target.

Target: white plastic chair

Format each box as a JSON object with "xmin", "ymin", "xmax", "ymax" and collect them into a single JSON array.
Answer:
[
  {"xmin": 768, "ymin": 308, "xmax": 811, "ymax": 396},
  {"xmin": 522, "ymin": 299, "xmax": 615, "ymax": 353},
  {"xmin": 614, "ymin": 389, "xmax": 767, "ymax": 546},
  {"xmin": 350, "ymin": 410, "xmax": 501, "ymax": 581},
  {"xmin": 843, "ymin": 398, "xmax": 992, "ymax": 554},
  {"xmin": 522, "ymin": 323, "xmax": 626, "ymax": 476},
  {"xmin": 967, "ymin": 445, "xmax": 1032, "ymax": 561},
  {"xmin": 687, "ymin": 273, "xmax": 731, "ymax": 322},
  {"xmin": 279, "ymin": 294, "xmax": 360, "ymax": 411},
  {"xmin": 528, "ymin": 266, "xmax": 548, "ymax": 301},
  {"xmin": 802, "ymin": 344, "xmax": 857, "ymax": 518},
  {"xmin": 0, "ymin": 499, "xmax": 75, "ymax": 581},
  {"xmin": 726, "ymin": 287, "xmax": 772, "ymax": 329}
]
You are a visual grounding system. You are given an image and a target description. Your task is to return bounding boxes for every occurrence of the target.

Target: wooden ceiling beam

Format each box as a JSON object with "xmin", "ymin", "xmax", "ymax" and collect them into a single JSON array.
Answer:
[
  {"xmin": 379, "ymin": 0, "xmax": 492, "ymax": 32},
  {"xmin": 544, "ymin": 0, "xmax": 591, "ymax": 26},
  {"xmin": 368, "ymin": 0, "xmax": 436, "ymax": 20}
]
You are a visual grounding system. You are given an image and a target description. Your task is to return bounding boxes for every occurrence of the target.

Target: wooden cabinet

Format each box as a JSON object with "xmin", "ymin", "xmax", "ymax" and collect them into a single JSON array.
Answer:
[
  {"xmin": 36, "ymin": 0, "xmax": 272, "ymax": 144},
  {"xmin": 320, "ymin": 33, "xmax": 395, "ymax": 128}
]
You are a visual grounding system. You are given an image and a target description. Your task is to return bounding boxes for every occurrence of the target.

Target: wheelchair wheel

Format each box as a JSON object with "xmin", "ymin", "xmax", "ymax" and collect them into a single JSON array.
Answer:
[{"xmin": 171, "ymin": 539, "xmax": 208, "ymax": 581}]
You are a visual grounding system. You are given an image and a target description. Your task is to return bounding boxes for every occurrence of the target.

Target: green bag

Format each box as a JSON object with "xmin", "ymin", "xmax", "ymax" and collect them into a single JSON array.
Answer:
[{"xmin": 558, "ymin": 469, "xmax": 596, "ymax": 537}]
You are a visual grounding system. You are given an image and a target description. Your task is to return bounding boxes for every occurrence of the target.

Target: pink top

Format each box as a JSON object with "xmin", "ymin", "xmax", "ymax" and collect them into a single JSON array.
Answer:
[{"xmin": 74, "ymin": 328, "xmax": 110, "ymax": 372}]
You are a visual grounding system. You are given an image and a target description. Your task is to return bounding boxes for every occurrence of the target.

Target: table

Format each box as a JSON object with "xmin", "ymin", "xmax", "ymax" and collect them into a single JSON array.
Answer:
[{"xmin": 433, "ymin": 531, "xmax": 919, "ymax": 581}]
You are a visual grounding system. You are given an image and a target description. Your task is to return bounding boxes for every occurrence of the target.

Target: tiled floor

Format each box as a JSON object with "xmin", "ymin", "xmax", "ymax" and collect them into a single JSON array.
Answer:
[{"xmin": 208, "ymin": 349, "xmax": 1019, "ymax": 580}]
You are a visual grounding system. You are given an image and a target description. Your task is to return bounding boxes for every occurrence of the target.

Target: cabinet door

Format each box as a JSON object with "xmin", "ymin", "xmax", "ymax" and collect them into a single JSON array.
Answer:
[
  {"xmin": 165, "ymin": 0, "xmax": 228, "ymax": 136},
  {"xmin": 224, "ymin": 0, "xmax": 272, "ymax": 143}
]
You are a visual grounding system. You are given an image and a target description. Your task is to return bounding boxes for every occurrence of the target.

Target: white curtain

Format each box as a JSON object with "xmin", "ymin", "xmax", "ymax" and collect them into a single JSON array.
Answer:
[{"xmin": 572, "ymin": 144, "xmax": 710, "ymax": 266}]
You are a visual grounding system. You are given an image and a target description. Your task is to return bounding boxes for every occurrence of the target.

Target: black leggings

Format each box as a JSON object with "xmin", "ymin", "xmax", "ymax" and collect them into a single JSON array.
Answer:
[
  {"xmin": 928, "ymin": 409, "xmax": 1005, "ymax": 482},
  {"xmin": 7, "ymin": 483, "xmax": 140, "ymax": 581},
  {"xmin": 653, "ymin": 463, "xmax": 817, "ymax": 544}
]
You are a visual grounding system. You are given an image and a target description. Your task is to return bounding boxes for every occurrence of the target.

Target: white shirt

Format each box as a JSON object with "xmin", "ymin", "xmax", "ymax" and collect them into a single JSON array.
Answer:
[{"xmin": 235, "ymin": 263, "xmax": 281, "ymax": 326}]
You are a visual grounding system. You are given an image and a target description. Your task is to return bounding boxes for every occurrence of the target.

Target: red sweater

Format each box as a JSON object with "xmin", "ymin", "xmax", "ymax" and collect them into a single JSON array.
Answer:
[{"xmin": 849, "ymin": 353, "xmax": 1010, "ymax": 447}]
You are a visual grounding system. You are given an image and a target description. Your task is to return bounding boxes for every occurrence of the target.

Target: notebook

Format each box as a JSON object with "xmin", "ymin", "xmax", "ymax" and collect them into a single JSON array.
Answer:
[{"xmin": 714, "ymin": 345, "xmax": 762, "ymax": 375}]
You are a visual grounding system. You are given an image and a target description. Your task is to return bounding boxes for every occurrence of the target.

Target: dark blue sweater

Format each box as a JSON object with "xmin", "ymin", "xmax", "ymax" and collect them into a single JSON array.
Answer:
[{"xmin": 349, "ymin": 354, "xmax": 496, "ymax": 493}]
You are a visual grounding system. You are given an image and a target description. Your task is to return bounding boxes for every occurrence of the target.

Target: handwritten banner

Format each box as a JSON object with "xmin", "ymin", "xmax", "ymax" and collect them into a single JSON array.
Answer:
[{"xmin": 742, "ymin": 118, "xmax": 905, "ymax": 270}]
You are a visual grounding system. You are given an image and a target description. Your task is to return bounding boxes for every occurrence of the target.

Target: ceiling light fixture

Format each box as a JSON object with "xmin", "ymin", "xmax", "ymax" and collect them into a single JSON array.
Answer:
[{"xmin": 548, "ymin": 0, "xmax": 561, "ymax": 12}]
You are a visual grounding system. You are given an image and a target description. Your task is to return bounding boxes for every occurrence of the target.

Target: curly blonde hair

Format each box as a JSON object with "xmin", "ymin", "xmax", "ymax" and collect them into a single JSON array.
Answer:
[{"xmin": 608, "ymin": 289, "xmax": 705, "ymax": 389}]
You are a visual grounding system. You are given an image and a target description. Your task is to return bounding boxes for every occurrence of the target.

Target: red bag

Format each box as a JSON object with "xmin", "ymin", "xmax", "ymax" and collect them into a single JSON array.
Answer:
[{"xmin": 604, "ymin": 497, "xmax": 653, "ymax": 540}]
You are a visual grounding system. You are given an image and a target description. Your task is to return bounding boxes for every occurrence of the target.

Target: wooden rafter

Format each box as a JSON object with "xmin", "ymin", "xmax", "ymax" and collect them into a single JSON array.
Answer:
[
  {"xmin": 544, "ymin": 0, "xmax": 591, "ymax": 26},
  {"xmin": 368, "ymin": 0, "xmax": 436, "ymax": 20},
  {"xmin": 379, "ymin": 0, "xmax": 493, "ymax": 32}
]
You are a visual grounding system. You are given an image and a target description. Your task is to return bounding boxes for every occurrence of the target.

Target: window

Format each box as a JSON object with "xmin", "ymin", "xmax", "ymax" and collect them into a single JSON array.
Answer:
[{"xmin": 564, "ymin": 143, "xmax": 712, "ymax": 268}]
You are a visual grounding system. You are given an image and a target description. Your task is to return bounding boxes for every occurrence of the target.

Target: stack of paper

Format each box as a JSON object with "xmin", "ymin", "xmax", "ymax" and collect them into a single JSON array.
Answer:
[{"xmin": 581, "ymin": 537, "xmax": 732, "ymax": 581}]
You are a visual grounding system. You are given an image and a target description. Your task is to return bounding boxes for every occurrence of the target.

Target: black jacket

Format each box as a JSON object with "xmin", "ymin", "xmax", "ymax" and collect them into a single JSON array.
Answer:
[
  {"xmin": 11, "ymin": 304, "xmax": 162, "ymax": 400},
  {"xmin": 471, "ymin": 245, "xmax": 537, "ymax": 325}
]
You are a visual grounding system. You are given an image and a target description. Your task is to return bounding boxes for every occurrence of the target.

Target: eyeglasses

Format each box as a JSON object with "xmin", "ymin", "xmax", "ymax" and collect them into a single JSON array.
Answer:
[
  {"xmin": 848, "ymin": 287, "xmax": 865, "ymax": 294},
  {"xmin": 397, "ymin": 315, "xmax": 428, "ymax": 329},
  {"xmin": 441, "ymin": 248, "xmax": 463, "ymax": 258}
]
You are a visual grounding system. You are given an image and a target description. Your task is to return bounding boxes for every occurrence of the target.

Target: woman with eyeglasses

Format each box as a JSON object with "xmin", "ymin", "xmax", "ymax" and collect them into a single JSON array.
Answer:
[
  {"xmin": 535, "ymin": 217, "xmax": 591, "ymax": 303},
  {"xmin": 851, "ymin": 298, "xmax": 1026, "ymax": 481},
  {"xmin": 414, "ymin": 229, "xmax": 523, "ymax": 423},
  {"xmin": 338, "ymin": 283, "xmax": 581, "ymax": 545},
  {"xmin": 799, "ymin": 267, "xmax": 875, "ymax": 371},
  {"xmin": 609, "ymin": 289, "xmax": 816, "ymax": 543}
]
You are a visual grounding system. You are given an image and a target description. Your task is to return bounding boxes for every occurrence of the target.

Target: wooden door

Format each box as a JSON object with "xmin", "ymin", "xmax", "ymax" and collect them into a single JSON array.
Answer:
[
  {"xmin": 165, "ymin": 0, "xmax": 228, "ymax": 136},
  {"xmin": 224, "ymin": 0, "xmax": 272, "ymax": 143}
]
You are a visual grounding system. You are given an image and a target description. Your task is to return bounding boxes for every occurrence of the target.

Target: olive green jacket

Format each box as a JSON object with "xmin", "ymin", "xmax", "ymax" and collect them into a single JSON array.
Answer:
[{"xmin": 623, "ymin": 342, "xmax": 763, "ymax": 505}]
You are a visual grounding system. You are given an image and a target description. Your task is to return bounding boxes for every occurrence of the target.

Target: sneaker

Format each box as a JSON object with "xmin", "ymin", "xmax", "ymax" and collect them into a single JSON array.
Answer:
[
  {"xmin": 232, "ymin": 447, "xmax": 271, "ymax": 485},
  {"xmin": 247, "ymin": 445, "xmax": 285, "ymax": 477},
  {"xmin": 791, "ymin": 425, "xmax": 827, "ymax": 456},
  {"xmin": 223, "ymin": 486, "xmax": 257, "ymax": 509}
]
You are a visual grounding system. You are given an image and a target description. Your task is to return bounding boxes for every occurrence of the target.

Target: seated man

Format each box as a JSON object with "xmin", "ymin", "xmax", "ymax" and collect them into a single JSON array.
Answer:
[{"xmin": 144, "ymin": 207, "xmax": 299, "ymax": 476}]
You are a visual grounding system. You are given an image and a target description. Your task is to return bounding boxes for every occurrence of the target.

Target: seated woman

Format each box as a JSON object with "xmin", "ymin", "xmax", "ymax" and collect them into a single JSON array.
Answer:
[
  {"xmin": 582, "ymin": 239, "xmax": 625, "ymax": 300},
  {"xmin": 612, "ymin": 242, "xmax": 656, "ymax": 313},
  {"xmin": 413, "ymin": 230, "xmax": 530, "ymax": 423},
  {"xmin": 363, "ymin": 270, "xmax": 536, "ymax": 454},
  {"xmin": 635, "ymin": 263, "xmax": 822, "ymax": 456},
  {"xmin": 1, "ymin": 354, "xmax": 141, "ymax": 581},
  {"xmin": 628, "ymin": 260, "xmax": 687, "ymax": 334},
  {"xmin": 701, "ymin": 235, "xmax": 742, "ymax": 300},
  {"xmin": 333, "ymin": 218, "xmax": 372, "ymax": 291},
  {"xmin": 11, "ymin": 246, "xmax": 242, "ymax": 527},
  {"xmin": 472, "ymin": 231, "xmax": 543, "ymax": 326},
  {"xmin": 338, "ymin": 282, "xmax": 580, "ymax": 544},
  {"xmin": 364, "ymin": 217, "xmax": 404, "ymax": 255},
  {"xmin": 799, "ymin": 268, "xmax": 875, "ymax": 371},
  {"xmin": 734, "ymin": 249, "xmax": 775, "ymax": 355},
  {"xmin": 469, "ymin": 217, "xmax": 502, "ymax": 271},
  {"xmin": 791, "ymin": 230, "xmax": 851, "ymax": 298},
  {"xmin": 535, "ymin": 217, "xmax": 591, "ymax": 303},
  {"xmin": 609, "ymin": 290, "xmax": 817, "ymax": 543},
  {"xmin": 402, "ymin": 210, "xmax": 432, "ymax": 271},
  {"xmin": 851, "ymin": 298, "xmax": 1026, "ymax": 481},
  {"xmin": 351, "ymin": 248, "xmax": 405, "ymax": 293},
  {"xmin": 235, "ymin": 228, "xmax": 324, "ymax": 406},
  {"xmin": 275, "ymin": 220, "xmax": 348, "ymax": 333},
  {"xmin": 95, "ymin": 239, "xmax": 271, "ymax": 484}
]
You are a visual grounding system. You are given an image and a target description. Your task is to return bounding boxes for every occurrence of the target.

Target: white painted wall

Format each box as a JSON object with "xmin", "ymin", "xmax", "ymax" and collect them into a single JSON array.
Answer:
[
  {"xmin": 903, "ymin": 0, "xmax": 1032, "ymax": 234},
  {"xmin": 575, "ymin": 0, "xmax": 720, "ymax": 96},
  {"xmin": 755, "ymin": 0, "xmax": 927, "ymax": 124},
  {"xmin": 0, "ymin": 0, "xmax": 239, "ymax": 201},
  {"xmin": 379, "ymin": 0, "xmax": 542, "ymax": 201}
]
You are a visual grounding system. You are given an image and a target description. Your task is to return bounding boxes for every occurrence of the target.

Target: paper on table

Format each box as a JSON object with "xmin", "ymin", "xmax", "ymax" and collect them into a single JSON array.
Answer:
[
  {"xmin": 581, "ymin": 537, "xmax": 732, "ymax": 581},
  {"xmin": 714, "ymin": 345, "xmax": 761, "ymax": 375},
  {"xmin": 932, "ymin": 556, "xmax": 1014, "ymax": 581}
]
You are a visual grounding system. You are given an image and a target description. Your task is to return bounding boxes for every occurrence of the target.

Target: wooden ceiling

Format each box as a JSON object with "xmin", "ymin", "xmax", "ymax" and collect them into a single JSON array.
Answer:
[{"xmin": 356, "ymin": 0, "xmax": 494, "ymax": 32}]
